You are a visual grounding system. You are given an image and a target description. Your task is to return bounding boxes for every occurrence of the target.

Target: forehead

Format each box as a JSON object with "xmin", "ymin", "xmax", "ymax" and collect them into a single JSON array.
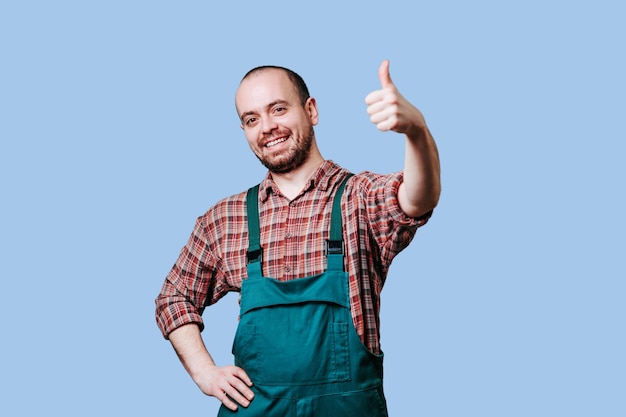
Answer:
[{"xmin": 235, "ymin": 69, "xmax": 298, "ymax": 112}]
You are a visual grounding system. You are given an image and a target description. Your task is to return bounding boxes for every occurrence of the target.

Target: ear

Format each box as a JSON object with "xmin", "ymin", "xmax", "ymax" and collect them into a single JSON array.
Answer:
[{"xmin": 305, "ymin": 97, "xmax": 319, "ymax": 126}]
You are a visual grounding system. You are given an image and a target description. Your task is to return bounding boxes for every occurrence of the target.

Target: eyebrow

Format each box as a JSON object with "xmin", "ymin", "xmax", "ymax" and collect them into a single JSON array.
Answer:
[{"xmin": 239, "ymin": 100, "xmax": 290, "ymax": 122}]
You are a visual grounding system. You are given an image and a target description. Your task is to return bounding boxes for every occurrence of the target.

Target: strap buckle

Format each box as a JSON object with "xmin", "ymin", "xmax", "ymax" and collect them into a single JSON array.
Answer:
[
  {"xmin": 247, "ymin": 248, "xmax": 263, "ymax": 264},
  {"xmin": 326, "ymin": 240, "xmax": 344, "ymax": 255}
]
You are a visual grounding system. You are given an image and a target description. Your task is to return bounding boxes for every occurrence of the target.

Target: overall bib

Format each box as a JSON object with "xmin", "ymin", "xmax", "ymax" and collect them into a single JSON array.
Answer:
[{"xmin": 218, "ymin": 177, "xmax": 388, "ymax": 417}]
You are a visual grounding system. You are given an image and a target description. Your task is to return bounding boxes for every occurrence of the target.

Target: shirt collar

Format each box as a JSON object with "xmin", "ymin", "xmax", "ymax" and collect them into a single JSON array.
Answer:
[{"xmin": 258, "ymin": 160, "xmax": 341, "ymax": 203}]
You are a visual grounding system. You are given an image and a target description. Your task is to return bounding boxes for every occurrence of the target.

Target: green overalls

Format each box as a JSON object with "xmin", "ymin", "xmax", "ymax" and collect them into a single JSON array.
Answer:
[{"xmin": 218, "ymin": 177, "xmax": 388, "ymax": 417}]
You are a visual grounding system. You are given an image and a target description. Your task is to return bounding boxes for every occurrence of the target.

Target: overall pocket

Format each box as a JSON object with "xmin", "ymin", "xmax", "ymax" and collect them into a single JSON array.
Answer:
[{"xmin": 233, "ymin": 319, "xmax": 350, "ymax": 385}]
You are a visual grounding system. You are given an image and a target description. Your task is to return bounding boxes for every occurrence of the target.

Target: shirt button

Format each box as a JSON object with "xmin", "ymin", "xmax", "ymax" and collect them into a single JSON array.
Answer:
[
  {"xmin": 285, "ymin": 266, "xmax": 291, "ymax": 272},
  {"xmin": 285, "ymin": 233, "xmax": 292, "ymax": 239}
]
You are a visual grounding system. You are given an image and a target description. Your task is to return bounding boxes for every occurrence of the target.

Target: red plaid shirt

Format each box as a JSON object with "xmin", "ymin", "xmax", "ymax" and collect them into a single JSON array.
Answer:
[{"xmin": 155, "ymin": 161, "xmax": 431, "ymax": 353}]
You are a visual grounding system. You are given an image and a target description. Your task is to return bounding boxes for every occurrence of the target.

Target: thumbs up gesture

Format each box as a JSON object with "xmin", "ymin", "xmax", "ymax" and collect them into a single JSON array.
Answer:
[{"xmin": 365, "ymin": 60, "xmax": 426, "ymax": 137}]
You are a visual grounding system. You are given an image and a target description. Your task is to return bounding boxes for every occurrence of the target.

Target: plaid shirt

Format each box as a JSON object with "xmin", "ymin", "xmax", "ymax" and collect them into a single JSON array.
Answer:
[{"xmin": 155, "ymin": 160, "xmax": 431, "ymax": 353}]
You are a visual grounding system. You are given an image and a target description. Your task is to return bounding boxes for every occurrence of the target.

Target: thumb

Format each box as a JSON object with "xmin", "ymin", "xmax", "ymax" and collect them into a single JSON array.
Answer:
[{"xmin": 378, "ymin": 59, "xmax": 393, "ymax": 88}]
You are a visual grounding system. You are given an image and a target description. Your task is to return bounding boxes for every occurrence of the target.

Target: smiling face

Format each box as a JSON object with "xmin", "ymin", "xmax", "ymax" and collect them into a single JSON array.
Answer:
[{"xmin": 235, "ymin": 68, "xmax": 319, "ymax": 174}]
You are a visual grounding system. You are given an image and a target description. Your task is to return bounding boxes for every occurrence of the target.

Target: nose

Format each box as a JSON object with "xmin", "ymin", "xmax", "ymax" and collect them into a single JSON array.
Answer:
[{"xmin": 260, "ymin": 116, "xmax": 278, "ymax": 134}]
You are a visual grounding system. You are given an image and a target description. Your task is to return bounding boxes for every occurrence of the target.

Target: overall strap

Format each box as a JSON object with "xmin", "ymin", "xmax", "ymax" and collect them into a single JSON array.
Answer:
[
  {"xmin": 327, "ymin": 174, "xmax": 352, "ymax": 272},
  {"xmin": 246, "ymin": 185, "xmax": 262, "ymax": 277},
  {"xmin": 245, "ymin": 173, "xmax": 353, "ymax": 276}
]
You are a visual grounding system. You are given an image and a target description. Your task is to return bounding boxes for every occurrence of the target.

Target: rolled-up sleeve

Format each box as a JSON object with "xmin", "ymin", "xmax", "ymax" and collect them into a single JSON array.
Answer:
[
  {"xmin": 154, "ymin": 217, "xmax": 224, "ymax": 339},
  {"xmin": 381, "ymin": 171, "xmax": 432, "ymax": 227},
  {"xmin": 359, "ymin": 171, "xmax": 433, "ymax": 267}
]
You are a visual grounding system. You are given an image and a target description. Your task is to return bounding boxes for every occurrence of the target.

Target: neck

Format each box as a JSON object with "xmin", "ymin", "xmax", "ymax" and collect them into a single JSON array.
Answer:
[{"xmin": 271, "ymin": 151, "xmax": 325, "ymax": 201}]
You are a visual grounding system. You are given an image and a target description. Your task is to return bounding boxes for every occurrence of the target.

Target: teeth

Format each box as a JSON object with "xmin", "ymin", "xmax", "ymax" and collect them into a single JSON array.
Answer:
[{"xmin": 266, "ymin": 137, "xmax": 288, "ymax": 148}]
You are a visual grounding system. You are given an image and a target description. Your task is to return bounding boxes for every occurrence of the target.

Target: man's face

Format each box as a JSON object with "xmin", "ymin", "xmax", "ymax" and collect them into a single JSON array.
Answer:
[{"xmin": 235, "ymin": 69, "xmax": 318, "ymax": 174}]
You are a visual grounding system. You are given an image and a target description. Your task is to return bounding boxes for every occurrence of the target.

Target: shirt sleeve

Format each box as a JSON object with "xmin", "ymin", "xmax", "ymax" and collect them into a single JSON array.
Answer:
[
  {"xmin": 154, "ymin": 216, "xmax": 226, "ymax": 339},
  {"xmin": 357, "ymin": 171, "xmax": 432, "ymax": 268},
  {"xmin": 380, "ymin": 171, "xmax": 432, "ymax": 228}
]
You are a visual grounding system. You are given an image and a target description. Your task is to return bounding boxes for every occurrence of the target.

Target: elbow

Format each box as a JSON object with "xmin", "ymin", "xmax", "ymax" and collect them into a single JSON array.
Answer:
[
  {"xmin": 407, "ymin": 198, "xmax": 439, "ymax": 219},
  {"xmin": 401, "ymin": 183, "xmax": 441, "ymax": 219}
]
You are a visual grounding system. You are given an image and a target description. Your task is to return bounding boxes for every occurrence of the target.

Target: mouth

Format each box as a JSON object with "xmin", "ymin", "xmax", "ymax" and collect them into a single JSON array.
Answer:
[{"xmin": 265, "ymin": 136, "xmax": 289, "ymax": 148}]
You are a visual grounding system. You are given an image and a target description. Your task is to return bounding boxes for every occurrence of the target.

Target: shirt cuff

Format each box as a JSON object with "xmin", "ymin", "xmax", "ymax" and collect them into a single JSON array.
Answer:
[
  {"xmin": 157, "ymin": 306, "xmax": 205, "ymax": 340},
  {"xmin": 385, "ymin": 172, "xmax": 432, "ymax": 228}
]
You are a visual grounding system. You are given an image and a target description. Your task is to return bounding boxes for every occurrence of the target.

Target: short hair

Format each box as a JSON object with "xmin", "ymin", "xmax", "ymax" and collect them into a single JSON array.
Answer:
[{"xmin": 241, "ymin": 66, "xmax": 310, "ymax": 105}]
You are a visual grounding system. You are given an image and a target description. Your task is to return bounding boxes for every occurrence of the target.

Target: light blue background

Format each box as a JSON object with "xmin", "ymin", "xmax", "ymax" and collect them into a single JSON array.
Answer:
[{"xmin": 1, "ymin": 1, "xmax": 624, "ymax": 416}]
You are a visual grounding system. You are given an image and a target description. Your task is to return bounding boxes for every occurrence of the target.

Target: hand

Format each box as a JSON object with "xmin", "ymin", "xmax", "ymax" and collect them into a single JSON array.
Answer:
[
  {"xmin": 365, "ymin": 60, "xmax": 426, "ymax": 138},
  {"xmin": 195, "ymin": 365, "xmax": 254, "ymax": 411}
]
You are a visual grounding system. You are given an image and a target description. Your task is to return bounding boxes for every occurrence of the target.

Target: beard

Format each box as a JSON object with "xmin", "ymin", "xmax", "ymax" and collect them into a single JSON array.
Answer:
[{"xmin": 256, "ymin": 126, "xmax": 315, "ymax": 174}]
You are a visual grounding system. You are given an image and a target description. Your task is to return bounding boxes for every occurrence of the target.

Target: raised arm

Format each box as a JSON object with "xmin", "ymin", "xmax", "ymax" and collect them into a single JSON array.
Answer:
[{"xmin": 365, "ymin": 60, "xmax": 441, "ymax": 218}]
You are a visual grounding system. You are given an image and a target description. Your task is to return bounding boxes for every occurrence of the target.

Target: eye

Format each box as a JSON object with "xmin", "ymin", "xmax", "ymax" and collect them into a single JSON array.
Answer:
[
  {"xmin": 244, "ymin": 117, "xmax": 258, "ymax": 127},
  {"xmin": 273, "ymin": 106, "xmax": 287, "ymax": 115}
]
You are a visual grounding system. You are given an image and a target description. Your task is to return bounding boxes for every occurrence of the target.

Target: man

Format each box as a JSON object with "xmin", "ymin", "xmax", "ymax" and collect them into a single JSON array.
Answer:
[{"xmin": 155, "ymin": 60, "xmax": 441, "ymax": 416}]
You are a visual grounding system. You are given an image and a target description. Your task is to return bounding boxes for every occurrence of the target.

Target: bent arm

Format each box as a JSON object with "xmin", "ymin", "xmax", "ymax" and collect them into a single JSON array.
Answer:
[{"xmin": 156, "ymin": 215, "xmax": 254, "ymax": 411}]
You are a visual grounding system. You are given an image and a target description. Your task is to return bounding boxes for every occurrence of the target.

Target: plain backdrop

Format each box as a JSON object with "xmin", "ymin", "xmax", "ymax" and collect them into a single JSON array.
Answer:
[{"xmin": 1, "ymin": 1, "xmax": 624, "ymax": 416}]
